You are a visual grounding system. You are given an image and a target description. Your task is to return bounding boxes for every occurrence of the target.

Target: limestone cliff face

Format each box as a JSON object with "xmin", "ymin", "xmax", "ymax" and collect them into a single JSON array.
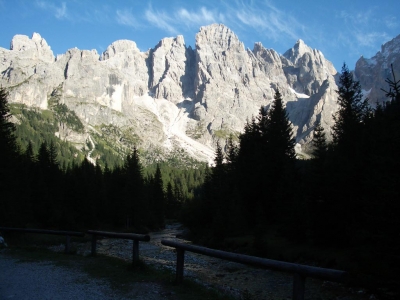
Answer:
[
  {"xmin": 355, "ymin": 34, "xmax": 400, "ymax": 104},
  {"xmin": 193, "ymin": 24, "xmax": 339, "ymax": 147},
  {"xmin": 149, "ymin": 35, "xmax": 195, "ymax": 102},
  {"xmin": 2, "ymin": 24, "xmax": 378, "ymax": 162}
]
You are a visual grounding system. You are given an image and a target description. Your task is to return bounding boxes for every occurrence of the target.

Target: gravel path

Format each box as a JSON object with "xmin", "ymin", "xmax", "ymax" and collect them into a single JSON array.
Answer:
[{"xmin": 0, "ymin": 253, "xmax": 170, "ymax": 300}]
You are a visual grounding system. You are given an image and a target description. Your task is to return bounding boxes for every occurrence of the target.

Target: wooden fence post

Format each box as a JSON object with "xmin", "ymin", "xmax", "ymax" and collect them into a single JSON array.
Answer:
[
  {"xmin": 293, "ymin": 273, "xmax": 306, "ymax": 300},
  {"xmin": 65, "ymin": 235, "xmax": 71, "ymax": 253},
  {"xmin": 91, "ymin": 234, "xmax": 97, "ymax": 256},
  {"xmin": 132, "ymin": 240, "xmax": 139, "ymax": 266},
  {"xmin": 176, "ymin": 248, "xmax": 185, "ymax": 284}
]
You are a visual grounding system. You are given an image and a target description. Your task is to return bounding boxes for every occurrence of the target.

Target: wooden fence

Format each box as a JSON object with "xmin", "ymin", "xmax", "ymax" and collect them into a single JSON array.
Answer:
[
  {"xmin": 0, "ymin": 227, "xmax": 84, "ymax": 253},
  {"xmin": 161, "ymin": 239, "xmax": 348, "ymax": 300},
  {"xmin": 0, "ymin": 227, "xmax": 150, "ymax": 265},
  {"xmin": 87, "ymin": 230, "xmax": 150, "ymax": 266},
  {"xmin": 1, "ymin": 227, "xmax": 350, "ymax": 299}
]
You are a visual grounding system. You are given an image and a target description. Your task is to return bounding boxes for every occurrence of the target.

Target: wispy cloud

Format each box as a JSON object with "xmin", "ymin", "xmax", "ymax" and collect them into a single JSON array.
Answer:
[
  {"xmin": 337, "ymin": 8, "xmax": 393, "ymax": 55},
  {"xmin": 142, "ymin": 5, "xmax": 225, "ymax": 35},
  {"xmin": 35, "ymin": 1, "xmax": 114, "ymax": 24},
  {"xmin": 116, "ymin": 9, "xmax": 140, "ymax": 28},
  {"xmin": 355, "ymin": 32, "xmax": 389, "ymax": 48},
  {"xmin": 385, "ymin": 16, "xmax": 398, "ymax": 29},
  {"xmin": 230, "ymin": 1, "xmax": 307, "ymax": 42},
  {"xmin": 36, "ymin": 1, "xmax": 68, "ymax": 20},
  {"xmin": 176, "ymin": 7, "xmax": 225, "ymax": 28},
  {"xmin": 145, "ymin": 7, "xmax": 179, "ymax": 35}
]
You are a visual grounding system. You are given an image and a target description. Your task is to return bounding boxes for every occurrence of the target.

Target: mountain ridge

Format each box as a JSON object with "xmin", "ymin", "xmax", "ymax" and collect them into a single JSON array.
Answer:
[{"xmin": 1, "ymin": 24, "xmax": 398, "ymax": 164}]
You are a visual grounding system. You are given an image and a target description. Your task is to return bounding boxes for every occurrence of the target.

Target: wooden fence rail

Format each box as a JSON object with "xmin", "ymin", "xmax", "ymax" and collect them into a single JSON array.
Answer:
[
  {"xmin": 0, "ymin": 227, "xmax": 84, "ymax": 253},
  {"xmin": 161, "ymin": 239, "xmax": 348, "ymax": 300},
  {"xmin": 87, "ymin": 230, "xmax": 150, "ymax": 266}
]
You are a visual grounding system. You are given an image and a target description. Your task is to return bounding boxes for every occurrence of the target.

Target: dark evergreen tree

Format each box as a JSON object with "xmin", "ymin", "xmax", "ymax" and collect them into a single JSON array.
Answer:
[
  {"xmin": 0, "ymin": 88, "xmax": 18, "ymax": 159},
  {"xmin": 327, "ymin": 63, "xmax": 373, "ymax": 245},
  {"xmin": 263, "ymin": 88, "xmax": 296, "ymax": 162},
  {"xmin": 151, "ymin": 164, "xmax": 165, "ymax": 228},
  {"xmin": 261, "ymin": 89, "xmax": 296, "ymax": 223},
  {"xmin": 48, "ymin": 140, "xmax": 59, "ymax": 168},
  {"xmin": 123, "ymin": 147, "xmax": 147, "ymax": 229},
  {"xmin": 308, "ymin": 122, "xmax": 332, "ymax": 244},
  {"xmin": 24, "ymin": 141, "xmax": 35, "ymax": 162},
  {"xmin": 225, "ymin": 134, "xmax": 238, "ymax": 167},
  {"xmin": 332, "ymin": 63, "xmax": 372, "ymax": 153},
  {"xmin": 0, "ymin": 88, "xmax": 25, "ymax": 226},
  {"xmin": 311, "ymin": 122, "xmax": 328, "ymax": 161},
  {"xmin": 364, "ymin": 64, "xmax": 400, "ymax": 257}
]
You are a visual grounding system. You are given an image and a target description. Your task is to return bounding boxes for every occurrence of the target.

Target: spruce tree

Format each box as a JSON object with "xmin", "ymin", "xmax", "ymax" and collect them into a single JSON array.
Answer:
[
  {"xmin": 263, "ymin": 88, "xmax": 296, "ymax": 162},
  {"xmin": 0, "ymin": 88, "xmax": 18, "ymax": 160},
  {"xmin": 0, "ymin": 88, "xmax": 23, "ymax": 226},
  {"xmin": 311, "ymin": 121, "xmax": 328, "ymax": 161},
  {"xmin": 123, "ymin": 147, "xmax": 146, "ymax": 228},
  {"xmin": 332, "ymin": 63, "xmax": 371, "ymax": 153},
  {"xmin": 328, "ymin": 63, "xmax": 372, "ymax": 245},
  {"xmin": 262, "ymin": 88, "xmax": 297, "ymax": 235},
  {"xmin": 152, "ymin": 164, "xmax": 165, "ymax": 228}
]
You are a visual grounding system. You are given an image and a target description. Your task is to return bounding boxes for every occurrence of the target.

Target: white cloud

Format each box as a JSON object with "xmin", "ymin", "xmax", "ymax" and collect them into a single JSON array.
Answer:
[
  {"xmin": 337, "ymin": 8, "xmax": 391, "ymax": 55},
  {"xmin": 176, "ymin": 7, "xmax": 224, "ymax": 27},
  {"xmin": 142, "ymin": 5, "xmax": 225, "ymax": 35},
  {"xmin": 234, "ymin": 1, "xmax": 305, "ymax": 41},
  {"xmin": 55, "ymin": 2, "xmax": 67, "ymax": 19},
  {"xmin": 145, "ymin": 7, "xmax": 178, "ymax": 35},
  {"xmin": 35, "ymin": 1, "xmax": 68, "ymax": 20},
  {"xmin": 355, "ymin": 32, "xmax": 389, "ymax": 48},
  {"xmin": 385, "ymin": 16, "xmax": 398, "ymax": 29},
  {"xmin": 116, "ymin": 9, "xmax": 140, "ymax": 28}
]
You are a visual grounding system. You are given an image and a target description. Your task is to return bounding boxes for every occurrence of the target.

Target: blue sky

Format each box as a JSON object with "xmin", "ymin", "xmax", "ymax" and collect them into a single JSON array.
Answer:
[{"xmin": 1, "ymin": 0, "xmax": 399, "ymax": 71}]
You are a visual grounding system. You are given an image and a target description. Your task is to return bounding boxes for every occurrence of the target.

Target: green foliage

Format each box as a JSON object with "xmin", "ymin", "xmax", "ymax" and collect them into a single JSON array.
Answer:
[
  {"xmin": 53, "ymin": 103, "xmax": 84, "ymax": 133},
  {"xmin": 213, "ymin": 127, "xmax": 239, "ymax": 141},
  {"xmin": 311, "ymin": 121, "xmax": 328, "ymax": 160},
  {"xmin": 10, "ymin": 104, "xmax": 85, "ymax": 167},
  {"xmin": 0, "ymin": 88, "xmax": 18, "ymax": 158},
  {"xmin": 186, "ymin": 120, "xmax": 206, "ymax": 139}
]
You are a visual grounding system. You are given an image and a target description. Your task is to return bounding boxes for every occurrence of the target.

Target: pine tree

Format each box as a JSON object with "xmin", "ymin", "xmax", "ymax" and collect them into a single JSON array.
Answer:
[
  {"xmin": 262, "ymin": 88, "xmax": 297, "ymax": 234},
  {"xmin": 123, "ymin": 146, "xmax": 146, "ymax": 228},
  {"xmin": 152, "ymin": 164, "xmax": 165, "ymax": 228},
  {"xmin": 48, "ymin": 140, "xmax": 59, "ymax": 168},
  {"xmin": 225, "ymin": 135, "xmax": 238, "ymax": 166},
  {"xmin": 327, "ymin": 63, "xmax": 372, "ymax": 245},
  {"xmin": 311, "ymin": 122, "xmax": 328, "ymax": 161},
  {"xmin": 263, "ymin": 88, "xmax": 296, "ymax": 162},
  {"xmin": 332, "ymin": 63, "xmax": 371, "ymax": 153},
  {"xmin": 0, "ymin": 88, "xmax": 18, "ymax": 160},
  {"xmin": 0, "ymin": 88, "xmax": 24, "ymax": 226}
]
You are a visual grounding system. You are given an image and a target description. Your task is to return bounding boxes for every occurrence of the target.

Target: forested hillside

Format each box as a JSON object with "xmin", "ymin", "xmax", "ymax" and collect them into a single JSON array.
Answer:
[{"xmin": 1, "ymin": 90, "xmax": 207, "ymax": 230}]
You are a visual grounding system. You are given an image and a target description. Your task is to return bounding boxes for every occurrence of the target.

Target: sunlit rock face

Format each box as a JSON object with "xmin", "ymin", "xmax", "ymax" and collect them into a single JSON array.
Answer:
[
  {"xmin": 7, "ymin": 24, "xmax": 395, "ymax": 162},
  {"xmin": 355, "ymin": 34, "xmax": 400, "ymax": 105}
]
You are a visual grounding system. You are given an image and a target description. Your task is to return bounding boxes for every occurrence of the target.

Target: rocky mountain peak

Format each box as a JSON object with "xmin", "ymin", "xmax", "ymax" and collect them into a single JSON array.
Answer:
[
  {"xmin": 1, "ymin": 25, "xmax": 397, "ymax": 163},
  {"xmin": 10, "ymin": 32, "xmax": 55, "ymax": 63},
  {"xmin": 101, "ymin": 39, "xmax": 140, "ymax": 60},
  {"xmin": 283, "ymin": 39, "xmax": 313, "ymax": 65},
  {"xmin": 355, "ymin": 34, "xmax": 400, "ymax": 104},
  {"xmin": 196, "ymin": 23, "xmax": 244, "ymax": 52}
]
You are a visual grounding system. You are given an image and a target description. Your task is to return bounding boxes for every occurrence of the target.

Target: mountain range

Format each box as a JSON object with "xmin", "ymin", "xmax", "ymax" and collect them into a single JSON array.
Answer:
[{"xmin": 1, "ymin": 24, "xmax": 399, "ymax": 163}]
